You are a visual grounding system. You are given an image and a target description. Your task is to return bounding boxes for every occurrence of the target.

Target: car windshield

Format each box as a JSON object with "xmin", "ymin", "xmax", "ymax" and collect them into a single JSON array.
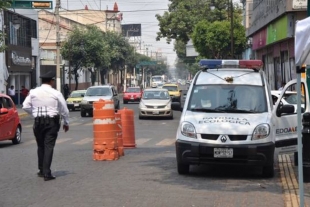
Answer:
[
  {"xmin": 283, "ymin": 93, "xmax": 305, "ymax": 104},
  {"xmin": 126, "ymin": 88, "xmax": 140, "ymax": 93},
  {"xmin": 86, "ymin": 88, "xmax": 111, "ymax": 96},
  {"xmin": 142, "ymin": 91, "xmax": 170, "ymax": 100},
  {"xmin": 187, "ymin": 85, "xmax": 267, "ymax": 113},
  {"xmin": 163, "ymin": 85, "xmax": 178, "ymax": 91},
  {"xmin": 152, "ymin": 77, "xmax": 162, "ymax": 82},
  {"xmin": 70, "ymin": 92, "xmax": 85, "ymax": 98}
]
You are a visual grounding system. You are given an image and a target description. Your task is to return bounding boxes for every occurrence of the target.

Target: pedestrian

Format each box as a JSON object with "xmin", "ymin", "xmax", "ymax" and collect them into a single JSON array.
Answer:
[
  {"xmin": 63, "ymin": 84, "xmax": 70, "ymax": 100},
  {"xmin": 22, "ymin": 71, "xmax": 70, "ymax": 181},
  {"xmin": 20, "ymin": 85, "xmax": 29, "ymax": 103},
  {"xmin": 8, "ymin": 85, "xmax": 15, "ymax": 103},
  {"xmin": 278, "ymin": 82, "xmax": 286, "ymax": 91}
]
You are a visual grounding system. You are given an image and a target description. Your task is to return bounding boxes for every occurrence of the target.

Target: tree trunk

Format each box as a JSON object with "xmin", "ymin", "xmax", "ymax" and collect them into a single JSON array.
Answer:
[
  {"xmin": 74, "ymin": 68, "xmax": 79, "ymax": 90},
  {"xmin": 100, "ymin": 68, "xmax": 106, "ymax": 85}
]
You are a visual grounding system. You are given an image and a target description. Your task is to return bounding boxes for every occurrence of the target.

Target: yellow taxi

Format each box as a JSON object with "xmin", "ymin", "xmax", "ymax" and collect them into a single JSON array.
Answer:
[
  {"xmin": 66, "ymin": 90, "xmax": 87, "ymax": 111},
  {"xmin": 162, "ymin": 84, "xmax": 181, "ymax": 102}
]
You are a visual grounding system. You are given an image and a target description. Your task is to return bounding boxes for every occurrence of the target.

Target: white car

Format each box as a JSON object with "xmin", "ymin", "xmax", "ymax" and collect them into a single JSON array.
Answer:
[
  {"xmin": 271, "ymin": 90, "xmax": 305, "ymax": 112},
  {"xmin": 139, "ymin": 88, "xmax": 173, "ymax": 119}
]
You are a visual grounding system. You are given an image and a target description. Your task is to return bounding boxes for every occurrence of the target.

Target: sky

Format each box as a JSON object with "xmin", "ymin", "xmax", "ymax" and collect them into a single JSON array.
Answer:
[{"xmin": 51, "ymin": 0, "xmax": 177, "ymax": 68}]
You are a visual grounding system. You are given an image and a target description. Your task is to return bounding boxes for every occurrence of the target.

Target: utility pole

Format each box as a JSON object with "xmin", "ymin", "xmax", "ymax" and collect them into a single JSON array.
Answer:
[
  {"xmin": 105, "ymin": 6, "xmax": 108, "ymax": 32},
  {"xmin": 230, "ymin": 0, "xmax": 234, "ymax": 58},
  {"xmin": 55, "ymin": 0, "xmax": 61, "ymax": 91}
]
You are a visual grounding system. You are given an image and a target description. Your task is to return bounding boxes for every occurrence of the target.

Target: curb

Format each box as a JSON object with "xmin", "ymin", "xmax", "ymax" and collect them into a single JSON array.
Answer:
[{"xmin": 278, "ymin": 154, "xmax": 308, "ymax": 207}]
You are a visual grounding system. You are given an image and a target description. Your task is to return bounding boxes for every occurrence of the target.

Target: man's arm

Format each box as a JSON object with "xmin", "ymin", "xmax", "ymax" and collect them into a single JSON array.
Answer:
[
  {"xmin": 22, "ymin": 91, "xmax": 32, "ymax": 114},
  {"xmin": 57, "ymin": 92, "xmax": 70, "ymax": 126}
]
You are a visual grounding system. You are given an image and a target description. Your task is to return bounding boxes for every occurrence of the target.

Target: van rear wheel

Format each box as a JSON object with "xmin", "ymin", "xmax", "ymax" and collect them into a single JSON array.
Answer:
[{"xmin": 177, "ymin": 163, "xmax": 190, "ymax": 175}]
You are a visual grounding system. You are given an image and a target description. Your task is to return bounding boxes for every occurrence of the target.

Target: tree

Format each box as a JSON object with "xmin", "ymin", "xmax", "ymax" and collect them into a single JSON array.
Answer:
[
  {"xmin": 0, "ymin": 0, "xmax": 12, "ymax": 52},
  {"xmin": 156, "ymin": 0, "xmax": 230, "ymax": 44},
  {"xmin": 61, "ymin": 26, "xmax": 90, "ymax": 89},
  {"xmin": 191, "ymin": 20, "xmax": 246, "ymax": 59}
]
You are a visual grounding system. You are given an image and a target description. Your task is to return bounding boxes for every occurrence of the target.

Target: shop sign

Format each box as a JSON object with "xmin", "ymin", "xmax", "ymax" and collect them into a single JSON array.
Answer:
[
  {"xmin": 252, "ymin": 27, "xmax": 267, "ymax": 50},
  {"xmin": 292, "ymin": 0, "xmax": 307, "ymax": 9},
  {"xmin": 11, "ymin": 51, "xmax": 31, "ymax": 66},
  {"xmin": 267, "ymin": 16, "xmax": 288, "ymax": 45}
]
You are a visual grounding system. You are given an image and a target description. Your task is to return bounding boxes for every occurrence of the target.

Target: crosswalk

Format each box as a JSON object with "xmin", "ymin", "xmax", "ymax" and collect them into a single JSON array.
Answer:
[
  {"xmin": 21, "ymin": 137, "xmax": 176, "ymax": 147},
  {"xmin": 20, "ymin": 117, "xmax": 177, "ymax": 147}
]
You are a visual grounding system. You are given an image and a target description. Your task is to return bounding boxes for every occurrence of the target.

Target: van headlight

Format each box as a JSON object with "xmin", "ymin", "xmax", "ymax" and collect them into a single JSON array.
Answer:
[
  {"xmin": 67, "ymin": 101, "xmax": 73, "ymax": 104},
  {"xmin": 252, "ymin": 124, "xmax": 270, "ymax": 140},
  {"xmin": 181, "ymin": 122, "xmax": 197, "ymax": 138}
]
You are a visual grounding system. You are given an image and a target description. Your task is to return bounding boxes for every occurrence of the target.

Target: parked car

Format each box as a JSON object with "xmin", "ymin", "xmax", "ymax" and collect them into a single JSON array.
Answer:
[
  {"xmin": 80, "ymin": 85, "xmax": 120, "ymax": 117},
  {"xmin": 0, "ymin": 94, "xmax": 22, "ymax": 144},
  {"xmin": 123, "ymin": 87, "xmax": 142, "ymax": 104},
  {"xmin": 66, "ymin": 90, "xmax": 87, "ymax": 111},
  {"xmin": 271, "ymin": 90, "xmax": 305, "ymax": 112},
  {"xmin": 139, "ymin": 88, "xmax": 173, "ymax": 119},
  {"xmin": 162, "ymin": 83, "xmax": 181, "ymax": 102}
]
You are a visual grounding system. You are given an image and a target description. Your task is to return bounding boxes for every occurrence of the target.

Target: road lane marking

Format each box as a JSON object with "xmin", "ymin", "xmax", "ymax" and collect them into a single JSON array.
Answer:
[
  {"xmin": 84, "ymin": 122, "xmax": 93, "ymax": 126},
  {"xmin": 70, "ymin": 122, "xmax": 81, "ymax": 126},
  {"xmin": 23, "ymin": 124, "xmax": 33, "ymax": 128},
  {"xmin": 278, "ymin": 154, "xmax": 301, "ymax": 207},
  {"xmin": 73, "ymin": 138, "xmax": 92, "ymax": 145},
  {"xmin": 155, "ymin": 139, "xmax": 175, "ymax": 146},
  {"xmin": 136, "ymin": 138, "xmax": 151, "ymax": 145},
  {"xmin": 56, "ymin": 138, "xmax": 72, "ymax": 144}
]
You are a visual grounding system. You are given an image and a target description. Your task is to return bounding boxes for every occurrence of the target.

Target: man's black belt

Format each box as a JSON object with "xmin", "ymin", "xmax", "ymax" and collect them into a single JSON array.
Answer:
[{"xmin": 35, "ymin": 115, "xmax": 60, "ymax": 125}]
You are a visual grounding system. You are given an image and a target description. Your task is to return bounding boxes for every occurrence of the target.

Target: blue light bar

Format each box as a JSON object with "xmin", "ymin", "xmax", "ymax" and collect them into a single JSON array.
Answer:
[{"xmin": 199, "ymin": 59, "xmax": 222, "ymax": 69}]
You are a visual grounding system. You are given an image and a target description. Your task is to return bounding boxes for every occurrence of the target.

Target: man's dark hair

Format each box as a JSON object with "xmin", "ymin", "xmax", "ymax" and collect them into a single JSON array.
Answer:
[{"xmin": 42, "ymin": 78, "xmax": 53, "ymax": 84}]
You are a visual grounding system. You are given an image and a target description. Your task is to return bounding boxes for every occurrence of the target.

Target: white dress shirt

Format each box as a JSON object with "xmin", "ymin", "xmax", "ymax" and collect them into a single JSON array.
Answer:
[
  {"xmin": 8, "ymin": 88, "xmax": 15, "ymax": 96},
  {"xmin": 22, "ymin": 84, "xmax": 70, "ymax": 125}
]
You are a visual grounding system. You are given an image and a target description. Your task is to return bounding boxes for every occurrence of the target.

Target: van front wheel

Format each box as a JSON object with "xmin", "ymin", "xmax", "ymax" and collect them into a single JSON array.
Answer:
[
  {"xmin": 177, "ymin": 163, "xmax": 190, "ymax": 175},
  {"xmin": 262, "ymin": 164, "xmax": 274, "ymax": 178}
]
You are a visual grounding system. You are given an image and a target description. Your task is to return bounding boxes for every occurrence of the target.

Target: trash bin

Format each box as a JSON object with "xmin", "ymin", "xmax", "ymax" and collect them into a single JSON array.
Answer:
[{"xmin": 302, "ymin": 112, "xmax": 310, "ymax": 182}]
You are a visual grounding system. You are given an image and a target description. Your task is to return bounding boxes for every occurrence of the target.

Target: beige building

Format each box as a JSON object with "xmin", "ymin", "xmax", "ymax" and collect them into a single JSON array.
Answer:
[{"xmin": 38, "ymin": 4, "xmax": 122, "ymax": 91}]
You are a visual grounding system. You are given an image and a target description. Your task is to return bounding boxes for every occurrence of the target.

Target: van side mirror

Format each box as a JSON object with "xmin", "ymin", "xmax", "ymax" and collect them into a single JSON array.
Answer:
[{"xmin": 276, "ymin": 105, "xmax": 295, "ymax": 117}]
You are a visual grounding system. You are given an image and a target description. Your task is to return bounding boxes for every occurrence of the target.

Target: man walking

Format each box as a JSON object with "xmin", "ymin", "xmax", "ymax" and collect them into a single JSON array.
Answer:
[
  {"xmin": 22, "ymin": 71, "xmax": 70, "ymax": 181},
  {"xmin": 8, "ymin": 85, "xmax": 15, "ymax": 103}
]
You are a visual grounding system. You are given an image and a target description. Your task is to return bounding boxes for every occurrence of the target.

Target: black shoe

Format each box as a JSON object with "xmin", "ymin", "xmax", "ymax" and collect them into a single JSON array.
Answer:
[
  {"xmin": 37, "ymin": 171, "xmax": 44, "ymax": 177},
  {"xmin": 44, "ymin": 174, "xmax": 56, "ymax": 181}
]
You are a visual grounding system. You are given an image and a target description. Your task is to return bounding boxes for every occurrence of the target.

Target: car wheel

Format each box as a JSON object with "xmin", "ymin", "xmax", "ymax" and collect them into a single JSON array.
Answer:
[
  {"xmin": 139, "ymin": 115, "xmax": 143, "ymax": 120},
  {"xmin": 123, "ymin": 100, "xmax": 128, "ymax": 104},
  {"xmin": 169, "ymin": 115, "xmax": 174, "ymax": 120},
  {"xmin": 81, "ymin": 110, "xmax": 86, "ymax": 117},
  {"xmin": 12, "ymin": 125, "xmax": 21, "ymax": 144},
  {"xmin": 72, "ymin": 108, "xmax": 75, "ymax": 111},
  {"xmin": 177, "ymin": 163, "xmax": 190, "ymax": 175},
  {"xmin": 262, "ymin": 164, "xmax": 274, "ymax": 178}
]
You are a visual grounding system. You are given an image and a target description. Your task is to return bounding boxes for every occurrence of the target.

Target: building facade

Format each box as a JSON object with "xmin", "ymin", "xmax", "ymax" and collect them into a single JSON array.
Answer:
[
  {"xmin": 39, "ymin": 4, "xmax": 122, "ymax": 92},
  {"xmin": 1, "ymin": 9, "xmax": 38, "ymax": 104},
  {"xmin": 245, "ymin": 0, "xmax": 307, "ymax": 90}
]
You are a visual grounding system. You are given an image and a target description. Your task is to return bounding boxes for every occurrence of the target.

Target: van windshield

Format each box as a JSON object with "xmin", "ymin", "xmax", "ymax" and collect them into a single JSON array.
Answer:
[{"xmin": 187, "ymin": 85, "xmax": 267, "ymax": 113}]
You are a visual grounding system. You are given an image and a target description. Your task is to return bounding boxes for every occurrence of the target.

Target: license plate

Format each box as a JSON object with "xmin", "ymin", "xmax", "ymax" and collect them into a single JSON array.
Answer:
[
  {"xmin": 74, "ymin": 103, "xmax": 79, "ymax": 107},
  {"xmin": 214, "ymin": 148, "xmax": 233, "ymax": 158},
  {"xmin": 153, "ymin": 110, "xmax": 159, "ymax": 115}
]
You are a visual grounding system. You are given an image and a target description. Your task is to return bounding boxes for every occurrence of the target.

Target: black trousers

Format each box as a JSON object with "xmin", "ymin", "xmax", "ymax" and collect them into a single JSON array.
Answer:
[{"xmin": 33, "ymin": 119, "xmax": 60, "ymax": 175}]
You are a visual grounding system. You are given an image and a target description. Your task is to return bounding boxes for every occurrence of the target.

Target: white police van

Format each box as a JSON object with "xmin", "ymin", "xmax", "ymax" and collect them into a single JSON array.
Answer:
[{"xmin": 175, "ymin": 59, "xmax": 305, "ymax": 177}]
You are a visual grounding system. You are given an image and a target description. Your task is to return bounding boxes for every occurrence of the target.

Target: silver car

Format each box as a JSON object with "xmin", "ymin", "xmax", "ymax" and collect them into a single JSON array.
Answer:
[
  {"xmin": 139, "ymin": 88, "xmax": 173, "ymax": 119},
  {"xmin": 80, "ymin": 85, "xmax": 120, "ymax": 117}
]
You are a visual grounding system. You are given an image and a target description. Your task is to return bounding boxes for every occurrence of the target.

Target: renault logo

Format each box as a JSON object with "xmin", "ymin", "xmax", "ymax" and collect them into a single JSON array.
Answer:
[{"xmin": 220, "ymin": 135, "xmax": 228, "ymax": 143}]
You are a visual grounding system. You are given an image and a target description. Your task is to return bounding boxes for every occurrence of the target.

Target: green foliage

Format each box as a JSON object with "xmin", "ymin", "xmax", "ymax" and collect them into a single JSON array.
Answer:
[
  {"xmin": 0, "ymin": 0, "xmax": 13, "ymax": 52},
  {"xmin": 0, "ymin": 0, "xmax": 12, "ymax": 9},
  {"xmin": 192, "ymin": 20, "xmax": 246, "ymax": 59}
]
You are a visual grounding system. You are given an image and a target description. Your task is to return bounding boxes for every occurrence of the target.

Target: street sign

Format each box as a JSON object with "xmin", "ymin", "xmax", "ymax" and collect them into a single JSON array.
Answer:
[
  {"xmin": 11, "ymin": 0, "xmax": 53, "ymax": 9},
  {"xmin": 136, "ymin": 61, "xmax": 158, "ymax": 68}
]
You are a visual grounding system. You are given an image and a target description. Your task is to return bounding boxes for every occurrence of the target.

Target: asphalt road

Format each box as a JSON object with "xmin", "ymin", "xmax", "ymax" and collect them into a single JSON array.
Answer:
[{"xmin": 0, "ymin": 87, "xmax": 286, "ymax": 207}]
